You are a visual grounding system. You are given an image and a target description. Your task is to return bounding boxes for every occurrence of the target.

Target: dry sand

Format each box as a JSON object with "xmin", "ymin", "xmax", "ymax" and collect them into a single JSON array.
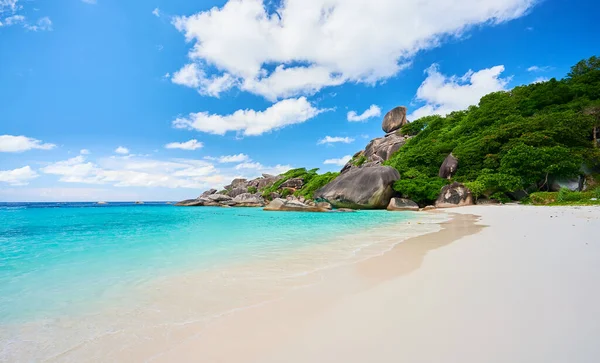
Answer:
[{"xmin": 146, "ymin": 205, "xmax": 600, "ymax": 363}]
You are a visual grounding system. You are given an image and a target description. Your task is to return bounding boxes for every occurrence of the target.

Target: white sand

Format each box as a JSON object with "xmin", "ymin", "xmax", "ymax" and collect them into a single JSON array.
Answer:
[{"xmin": 152, "ymin": 205, "xmax": 600, "ymax": 363}]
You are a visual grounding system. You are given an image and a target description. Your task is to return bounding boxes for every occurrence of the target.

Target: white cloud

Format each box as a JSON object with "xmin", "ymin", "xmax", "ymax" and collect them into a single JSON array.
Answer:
[
  {"xmin": 173, "ymin": 97, "xmax": 328, "ymax": 136},
  {"xmin": 171, "ymin": 0, "xmax": 535, "ymax": 100},
  {"xmin": 81, "ymin": 0, "xmax": 97, "ymax": 4},
  {"xmin": 323, "ymin": 155, "xmax": 352, "ymax": 166},
  {"xmin": 317, "ymin": 136, "xmax": 354, "ymax": 145},
  {"xmin": 527, "ymin": 65, "xmax": 550, "ymax": 72},
  {"xmin": 24, "ymin": 16, "xmax": 52, "ymax": 31},
  {"xmin": 115, "ymin": 146, "xmax": 129, "ymax": 154},
  {"xmin": 347, "ymin": 104, "xmax": 382, "ymax": 122},
  {"xmin": 152, "ymin": 7, "xmax": 160, "ymax": 17},
  {"xmin": 410, "ymin": 64, "xmax": 510, "ymax": 120},
  {"xmin": 0, "ymin": 166, "xmax": 39, "ymax": 186},
  {"xmin": 3, "ymin": 14, "xmax": 24, "ymax": 25},
  {"xmin": 0, "ymin": 0, "xmax": 18, "ymax": 13},
  {"xmin": 532, "ymin": 77, "xmax": 548, "ymax": 84},
  {"xmin": 165, "ymin": 139, "xmax": 204, "ymax": 150},
  {"xmin": 40, "ymin": 154, "xmax": 291, "ymax": 191},
  {"xmin": 80, "ymin": 149, "xmax": 91, "ymax": 155},
  {"xmin": 0, "ymin": 135, "xmax": 56, "ymax": 152},
  {"xmin": 234, "ymin": 162, "xmax": 292, "ymax": 176},
  {"xmin": 171, "ymin": 63, "xmax": 236, "ymax": 97},
  {"xmin": 216, "ymin": 154, "xmax": 250, "ymax": 163}
]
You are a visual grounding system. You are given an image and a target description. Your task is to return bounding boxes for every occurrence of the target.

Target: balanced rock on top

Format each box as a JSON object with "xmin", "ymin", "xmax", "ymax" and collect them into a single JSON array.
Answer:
[{"xmin": 382, "ymin": 106, "xmax": 408, "ymax": 133}]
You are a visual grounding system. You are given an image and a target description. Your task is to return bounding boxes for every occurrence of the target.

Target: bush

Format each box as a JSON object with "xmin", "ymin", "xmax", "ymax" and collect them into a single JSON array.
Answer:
[
  {"xmin": 392, "ymin": 169, "xmax": 448, "ymax": 205},
  {"xmin": 247, "ymin": 186, "xmax": 257, "ymax": 194}
]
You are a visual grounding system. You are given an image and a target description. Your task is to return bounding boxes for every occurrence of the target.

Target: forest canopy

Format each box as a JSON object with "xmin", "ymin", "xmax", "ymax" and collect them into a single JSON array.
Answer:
[{"xmin": 385, "ymin": 56, "xmax": 600, "ymax": 204}]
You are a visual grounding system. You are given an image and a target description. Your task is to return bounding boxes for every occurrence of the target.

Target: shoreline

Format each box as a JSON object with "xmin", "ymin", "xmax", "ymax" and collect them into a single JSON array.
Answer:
[
  {"xmin": 141, "ymin": 212, "xmax": 483, "ymax": 362},
  {"xmin": 148, "ymin": 205, "xmax": 600, "ymax": 363}
]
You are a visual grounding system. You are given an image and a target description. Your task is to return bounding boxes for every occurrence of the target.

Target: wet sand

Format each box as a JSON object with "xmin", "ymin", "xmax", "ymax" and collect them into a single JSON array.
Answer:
[{"xmin": 148, "ymin": 205, "xmax": 600, "ymax": 363}]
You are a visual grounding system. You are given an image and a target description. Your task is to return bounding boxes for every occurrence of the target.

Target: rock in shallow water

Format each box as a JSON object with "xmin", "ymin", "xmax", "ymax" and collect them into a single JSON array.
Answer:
[
  {"xmin": 263, "ymin": 198, "xmax": 328, "ymax": 212},
  {"xmin": 387, "ymin": 198, "xmax": 419, "ymax": 211}
]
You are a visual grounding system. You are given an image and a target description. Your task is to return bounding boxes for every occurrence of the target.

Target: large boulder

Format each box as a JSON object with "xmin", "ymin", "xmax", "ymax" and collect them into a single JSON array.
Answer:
[
  {"xmin": 263, "ymin": 198, "xmax": 326, "ymax": 212},
  {"xmin": 387, "ymin": 198, "xmax": 419, "ymax": 211},
  {"xmin": 341, "ymin": 133, "xmax": 408, "ymax": 174},
  {"xmin": 314, "ymin": 166, "xmax": 400, "ymax": 209},
  {"xmin": 549, "ymin": 177, "xmax": 583, "ymax": 192},
  {"xmin": 227, "ymin": 178, "xmax": 248, "ymax": 189},
  {"xmin": 365, "ymin": 133, "xmax": 407, "ymax": 161},
  {"xmin": 438, "ymin": 153, "xmax": 458, "ymax": 179},
  {"xmin": 255, "ymin": 174, "xmax": 282, "ymax": 190},
  {"xmin": 435, "ymin": 182, "xmax": 473, "ymax": 208},
  {"xmin": 175, "ymin": 199, "xmax": 204, "ymax": 206},
  {"xmin": 207, "ymin": 194, "xmax": 233, "ymax": 202},
  {"xmin": 382, "ymin": 106, "xmax": 408, "ymax": 133},
  {"xmin": 228, "ymin": 187, "xmax": 248, "ymax": 198},
  {"xmin": 233, "ymin": 193, "xmax": 265, "ymax": 207},
  {"xmin": 280, "ymin": 177, "xmax": 304, "ymax": 189},
  {"xmin": 199, "ymin": 189, "xmax": 217, "ymax": 198}
]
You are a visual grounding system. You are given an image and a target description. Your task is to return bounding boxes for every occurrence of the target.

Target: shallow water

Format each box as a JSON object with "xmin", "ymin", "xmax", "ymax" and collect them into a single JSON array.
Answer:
[{"xmin": 0, "ymin": 202, "xmax": 446, "ymax": 361}]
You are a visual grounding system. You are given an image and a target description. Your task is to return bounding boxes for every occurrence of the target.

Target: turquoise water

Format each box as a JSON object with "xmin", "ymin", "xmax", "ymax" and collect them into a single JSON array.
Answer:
[{"xmin": 0, "ymin": 202, "xmax": 419, "ymax": 325}]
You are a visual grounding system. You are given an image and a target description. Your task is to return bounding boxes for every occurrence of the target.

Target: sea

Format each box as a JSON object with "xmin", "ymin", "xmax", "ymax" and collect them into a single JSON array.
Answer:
[{"xmin": 0, "ymin": 202, "xmax": 447, "ymax": 361}]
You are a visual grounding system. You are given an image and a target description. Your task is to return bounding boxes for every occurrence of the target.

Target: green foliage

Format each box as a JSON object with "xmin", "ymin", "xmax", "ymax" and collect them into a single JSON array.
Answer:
[
  {"xmin": 247, "ymin": 186, "xmax": 257, "ymax": 194},
  {"xmin": 530, "ymin": 190, "xmax": 600, "ymax": 205},
  {"xmin": 384, "ymin": 55, "xmax": 600, "ymax": 200},
  {"xmin": 352, "ymin": 154, "xmax": 367, "ymax": 166},
  {"xmin": 489, "ymin": 192, "xmax": 511, "ymax": 204},
  {"xmin": 392, "ymin": 169, "xmax": 448, "ymax": 205},
  {"xmin": 296, "ymin": 172, "xmax": 339, "ymax": 199},
  {"xmin": 260, "ymin": 167, "xmax": 338, "ymax": 201}
]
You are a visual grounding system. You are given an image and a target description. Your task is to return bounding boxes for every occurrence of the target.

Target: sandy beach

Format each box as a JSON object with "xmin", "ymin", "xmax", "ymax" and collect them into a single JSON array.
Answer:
[{"xmin": 146, "ymin": 205, "xmax": 600, "ymax": 363}]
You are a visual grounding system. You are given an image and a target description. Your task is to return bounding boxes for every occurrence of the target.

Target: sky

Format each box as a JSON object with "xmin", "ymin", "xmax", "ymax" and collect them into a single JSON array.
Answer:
[{"xmin": 0, "ymin": 0, "xmax": 598, "ymax": 202}]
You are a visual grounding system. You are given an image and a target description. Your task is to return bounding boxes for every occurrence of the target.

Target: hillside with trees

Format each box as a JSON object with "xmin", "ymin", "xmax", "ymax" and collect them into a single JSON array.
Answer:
[{"xmin": 385, "ymin": 56, "xmax": 600, "ymax": 205}]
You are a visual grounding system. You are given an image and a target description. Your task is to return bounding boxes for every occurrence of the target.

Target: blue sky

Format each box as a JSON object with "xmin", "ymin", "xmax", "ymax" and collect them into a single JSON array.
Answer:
[{"xmin": 0, "ymin": 0, "xmax": 598, "ymax": 201}]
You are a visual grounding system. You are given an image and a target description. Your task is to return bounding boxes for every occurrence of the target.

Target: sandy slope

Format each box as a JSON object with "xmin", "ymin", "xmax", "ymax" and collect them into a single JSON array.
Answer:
[{"xmin": 151, "ymin": 205, "xmax": 600, "ymax": 363}]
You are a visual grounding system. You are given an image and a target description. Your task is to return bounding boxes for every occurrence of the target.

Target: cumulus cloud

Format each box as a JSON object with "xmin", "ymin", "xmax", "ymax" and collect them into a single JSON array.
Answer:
[
  {"xmin": 347, "ymin": 105, "xmax": 382, "ymax": 122},
  {"xmin": 24, "ymin": 16, "xmax": 52, "ymax": 31},
  {"xmin": 410, "ymin": 64, "xmax": 510, "ymax": 119},
  {"xmin": 40, "ymin": 154, "xmax": 291, "ymax": 190},
  {"xmin": 173, "ymin": 97, "xmax": 328, "ymax": 136},
  {"xmin": 165, "ymin": 139, "xmax": 204, "ymax": 150},
  {"xmin": 527, "ymin": 65, "xmax": 551, "ymax": 72},
  {"xmin": 171, "ymin": 0, "xmax": 535, "ymax": 100},
  {"xmin": 3, "ymin": 14, "xmax": 24, "ymax": 25},
  {"xmin": 115, "ymin": 146, "xmax": 130, "ymax": 154},
  {"xmin": 171, "ymin": 63, "xmax": 236, "ymax": 97},
  {"xmin": 214, "ymin": 154, "xmax": 250, "ymax": 163},
  {"xmin": 0, "ymin": 135, "xmax": 56, "ymax": 152},
  {"xmin": 323, "ymin": 155, "xmax": 352, "ymax": 166},
  {"xmin": 234, "ymin": 162, "xmax": 292, "ymax": 176},
  {"xmin": 0, "ymin": 166, "xmax": 39, "ymax": 185},
  {"xmin": 317, "ymin": 136, "xmax": 354, "ymax": 145}
]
